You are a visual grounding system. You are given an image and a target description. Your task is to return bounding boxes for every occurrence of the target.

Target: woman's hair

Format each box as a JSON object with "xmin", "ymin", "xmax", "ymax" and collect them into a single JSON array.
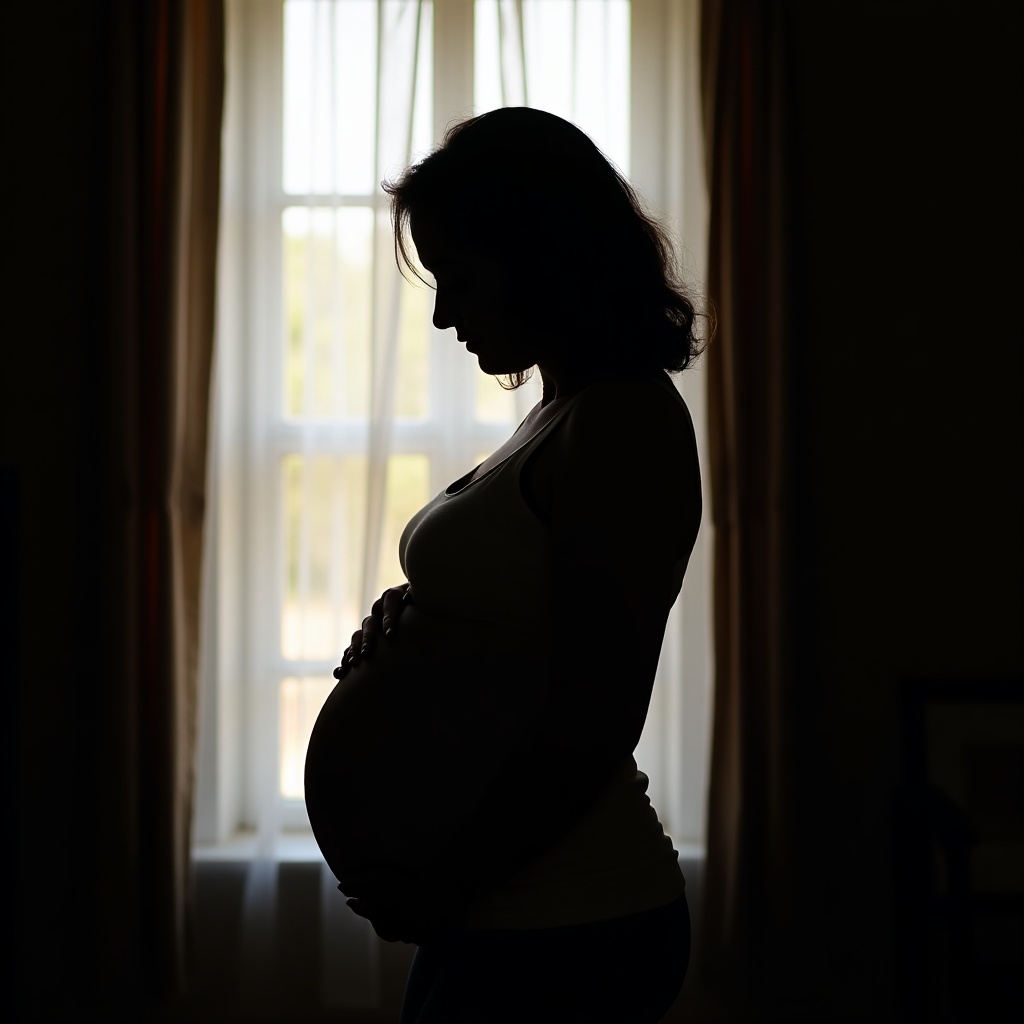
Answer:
[{"xmin": 382, "ymin": 107, "xmax": 707, "ymax": 389}]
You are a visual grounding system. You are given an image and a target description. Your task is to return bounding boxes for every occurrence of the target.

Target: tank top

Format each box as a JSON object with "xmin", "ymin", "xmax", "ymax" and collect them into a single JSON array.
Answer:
[{"xmin": 397, "ymin": 381, "xmax": 688, "ymax": 929}]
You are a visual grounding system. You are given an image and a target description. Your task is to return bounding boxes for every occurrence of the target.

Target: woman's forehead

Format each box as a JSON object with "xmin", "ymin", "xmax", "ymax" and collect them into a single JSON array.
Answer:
[{"xmin": 410, "ymin": 212, "xmax": 470, "ymax": 271}]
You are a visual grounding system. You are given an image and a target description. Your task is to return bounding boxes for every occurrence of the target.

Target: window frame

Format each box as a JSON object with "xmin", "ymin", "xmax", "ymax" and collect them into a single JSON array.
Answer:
[{"xmin": 196, "ymin": 0, "xmax": 710, "ymax": 852}]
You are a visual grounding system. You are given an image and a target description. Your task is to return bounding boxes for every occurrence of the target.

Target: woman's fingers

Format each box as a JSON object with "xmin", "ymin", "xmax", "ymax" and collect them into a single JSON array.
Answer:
[
  {"xmin": 359, "ymin": 594, "xmax": 386, "ymax": 654},
  {"xmin": 360, "ymin": 613, "xmax": 376, "ymax": 655},
  {"xmin": 343, "ymin": 628, "xmax": 364, "ymax": 672},
  {"xmin": 334, "ymin": 652, "xmax": 352, "ymax": 679},
  {"xmin": 382, "ymin": 584, "xmax": 411, "ymax": 636},
  {"xmin": 334, "ymin": 637, "xmax": 358, "ymax": 679},
  {"xmin": 335, "ymin": 584, "xmax": 411, "ymax": 678}
]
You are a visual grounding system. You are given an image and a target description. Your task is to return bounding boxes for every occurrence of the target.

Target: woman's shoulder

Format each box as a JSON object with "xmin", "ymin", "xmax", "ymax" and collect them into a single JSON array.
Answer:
[
  {"xmin": 561, "ymin": 371, "xmax": 696, "ymax": 449},
  {"xmin": 522, "ymin": 369, "xmax": 701, "ymax": 538},
  {"xmin": 542, "ymin": 369, "xmax": 702, "ymax": 559},
  {"xmin": 544, "ymin": 371, "xmax": 700, "ymax": 510}
]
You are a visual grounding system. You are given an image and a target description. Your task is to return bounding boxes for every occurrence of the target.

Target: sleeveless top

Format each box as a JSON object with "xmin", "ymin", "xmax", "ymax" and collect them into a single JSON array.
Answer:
[{"xmin": 397, "ymin": 381, "xmax": 688, "ymax": 929}]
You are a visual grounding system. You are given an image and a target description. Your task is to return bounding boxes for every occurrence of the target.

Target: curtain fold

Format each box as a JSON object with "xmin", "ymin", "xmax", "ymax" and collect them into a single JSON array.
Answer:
[
  {"xmin": 89, "ymin": 0, "xmax": 224, "ymax": 1007},
  {"xmin": 699, "ymin": 0, "xmax": 817, "ymax": 1015}
]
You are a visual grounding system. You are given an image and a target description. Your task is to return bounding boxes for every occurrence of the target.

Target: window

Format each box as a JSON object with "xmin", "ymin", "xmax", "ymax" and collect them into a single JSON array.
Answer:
[{"xmin": 196, "ymin": 0, "xmax": 711, "ymax": 856}]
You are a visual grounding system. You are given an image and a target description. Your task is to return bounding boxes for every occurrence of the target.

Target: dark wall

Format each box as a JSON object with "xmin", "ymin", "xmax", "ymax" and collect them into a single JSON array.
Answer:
[
  {"xmin": 791, "ymin": 0, "xmax": 1022, "ymax": 675},
  {"xmin": 786, "ymin": 0, "xmax": 1023, "ymax": 1018},
  {"xmin": 1, "ymin": 0, "xmax": 108, "ymax": 1018}
]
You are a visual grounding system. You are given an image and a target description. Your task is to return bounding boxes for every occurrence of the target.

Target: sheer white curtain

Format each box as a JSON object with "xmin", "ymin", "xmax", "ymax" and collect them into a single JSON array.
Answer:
[
  {"xmin": 202, "ymin": 0, "xmax": 708, "ymax": 1014},
  {"xmin": 630, "ymin": 0, "xmax": 712, "ymax": 863},
  {"xmin": 238, "ymin": 1, "xmax": 435, "ymax": 1010}
]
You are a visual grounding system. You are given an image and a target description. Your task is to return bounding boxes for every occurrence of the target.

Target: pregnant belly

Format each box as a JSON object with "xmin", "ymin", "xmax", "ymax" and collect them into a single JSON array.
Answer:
[{"xmin": 304, "ymin": 605, "xmax": 548, "ymax": 882}]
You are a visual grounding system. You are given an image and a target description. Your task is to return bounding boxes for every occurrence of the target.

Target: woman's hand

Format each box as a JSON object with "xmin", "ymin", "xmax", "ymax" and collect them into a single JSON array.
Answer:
[
  {"xmin": 334, "ymin": 583, "xmax": 412, "ymax": 680},
  {"xmin": 339, "ymin": 865, "xmax": 463, "ymax": 945}
]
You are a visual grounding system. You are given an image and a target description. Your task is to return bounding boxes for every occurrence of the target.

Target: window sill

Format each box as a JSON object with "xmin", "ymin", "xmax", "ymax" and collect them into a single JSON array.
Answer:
[
  {"xmin": 192, "ymin": 829, "xmax": 323, "ymax": 862},
  {"xmin": 674, "ymin": 841, "xmax": 705, "ymax": 863},
  {"xmin": 193, "ymin": 831, "xmax": 705, "ymax": 866}
]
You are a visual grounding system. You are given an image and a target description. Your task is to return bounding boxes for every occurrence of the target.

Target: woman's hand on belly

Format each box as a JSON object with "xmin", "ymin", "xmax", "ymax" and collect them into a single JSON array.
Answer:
[
  {"xmin": 305, "ymin": 604, "xmax": 550, "ymax": 881},
  {"xmin": 339, "ymin": 864, "xmax": 465, "ymax": 945},
  {"xmin": 336, "ymin": 582, "xmax": 412, "ymax": 679}
]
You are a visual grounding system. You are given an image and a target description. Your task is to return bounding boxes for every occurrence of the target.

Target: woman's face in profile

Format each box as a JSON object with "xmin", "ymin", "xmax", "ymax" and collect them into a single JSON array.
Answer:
[{"xmin": 410, "ymin": 212, "xmax": 541, "ymax": 377}]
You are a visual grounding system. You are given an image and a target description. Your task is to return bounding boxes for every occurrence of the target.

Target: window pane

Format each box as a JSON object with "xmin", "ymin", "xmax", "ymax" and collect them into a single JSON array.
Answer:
[
  {"xmin": 283, "ymin": 206, "xmax": 373, "ymax": 418},
  {"xmin": 375, "ymin": 454, "xmax": 430, "ymax": 596},
  {"xmin": 474, "ymin": 0, "xmax": 630, "ymax": 176},
  {"xmin": 284, "ymin": 0, "xmax": 378, "ymax": 195},
  {"xmin": 284, "ymin": 206, "xmax": 431, "ymax": 419},
  {"xmin": 284, "ymin": 0, "xmax": 435, "ymax": 195},
  {"xmin": 379, "ymin": 0, "xmax": 436, "ymax": 177},
  {"xmin": 475, "ymin": 374, "xmax": 517, "ymax": 424},
  {"xmin": 280, "ymin": 675, "xmax": 334, "ymax": 798},
  {"xmin": 395, "ymin": 280, "xmax": 432, "ymax": 419},
  {"xmin": 282, "ymin": 454, "xmax": 367, "ymax": 660},
  {"xmin": 475, "ymin": 368, "xmax": 542, "ymax": 423},
  {"xmin": 380, "ymin": 206, "xmax": 433, "ymax": 419},
  {"xmin": 281, "ymin": 453, "xmax": 431, "ymax": 661}
]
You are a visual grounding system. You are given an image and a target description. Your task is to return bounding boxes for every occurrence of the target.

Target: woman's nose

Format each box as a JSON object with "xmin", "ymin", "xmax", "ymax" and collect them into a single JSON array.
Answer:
[{"xmin": 432, "ymin": 287, "xmax": 456, "ymax": 331}]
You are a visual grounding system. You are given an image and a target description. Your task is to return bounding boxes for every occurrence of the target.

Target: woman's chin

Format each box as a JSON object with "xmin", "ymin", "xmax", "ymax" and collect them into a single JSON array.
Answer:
[{"xmin": 471, "ymin": 351, "xmax": 533, "ymax": 377}]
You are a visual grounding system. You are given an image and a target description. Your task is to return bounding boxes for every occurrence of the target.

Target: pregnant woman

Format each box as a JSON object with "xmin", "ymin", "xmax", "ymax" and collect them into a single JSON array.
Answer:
[{"xmin": 304, "ymin": 107, "xmax": 705, "ymax": 1024}]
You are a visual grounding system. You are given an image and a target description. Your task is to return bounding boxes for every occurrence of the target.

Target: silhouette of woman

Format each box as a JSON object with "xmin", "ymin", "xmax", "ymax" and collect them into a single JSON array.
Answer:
[{"xmin": 305, "ymin": 107, "xmax": 704, "ymax": 1023}]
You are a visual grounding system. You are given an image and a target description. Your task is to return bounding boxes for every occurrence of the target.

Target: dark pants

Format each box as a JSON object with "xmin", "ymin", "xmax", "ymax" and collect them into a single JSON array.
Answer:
[{"xmin": 400, "ymin": 894, "xmax": 691, "ymax": 1024}]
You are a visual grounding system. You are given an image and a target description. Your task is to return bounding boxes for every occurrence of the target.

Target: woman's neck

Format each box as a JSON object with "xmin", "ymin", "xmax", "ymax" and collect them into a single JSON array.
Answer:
[{"xmin": 539, "ymin": 363, "xmax": 658, "ymax": 406}]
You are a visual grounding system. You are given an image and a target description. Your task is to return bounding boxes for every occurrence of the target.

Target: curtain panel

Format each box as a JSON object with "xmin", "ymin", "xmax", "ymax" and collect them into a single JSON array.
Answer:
[
  {"xmin": 78, "ymin": 0, "xmax": 224, "ymax": 1011},
  {"xmin": 699, "ymin": 0, "xmax": 824, "ymax": 1017}
]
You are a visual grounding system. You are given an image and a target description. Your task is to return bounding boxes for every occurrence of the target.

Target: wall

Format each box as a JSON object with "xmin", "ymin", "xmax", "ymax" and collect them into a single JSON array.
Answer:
[
  {"xmin": 2, "ymin": 0, "xmax": 109, "ymax": 1017},
  {"xmin": 786, "ymin": 0, "xmax": 1023, "ymax": 1019}
]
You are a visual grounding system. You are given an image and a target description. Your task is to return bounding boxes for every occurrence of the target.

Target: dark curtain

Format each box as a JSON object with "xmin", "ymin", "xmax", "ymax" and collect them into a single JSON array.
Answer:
[
  {"xmin": 699, "ymin": 1, "xmax": 825, "ymax": 1017},
  {"xmin": 98, "ymin": 0, "xmax": 224, "ymax": 1006},
  {"xmin": 7, "ymin": 1, "xmax": 224, "ymax": 1018}
]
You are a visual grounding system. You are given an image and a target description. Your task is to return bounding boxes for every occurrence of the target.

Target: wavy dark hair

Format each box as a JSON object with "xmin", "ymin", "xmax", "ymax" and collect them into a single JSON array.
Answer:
[{"xmin": 382, "ymin": 107, "xmax": 707, "ymax": 389}]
